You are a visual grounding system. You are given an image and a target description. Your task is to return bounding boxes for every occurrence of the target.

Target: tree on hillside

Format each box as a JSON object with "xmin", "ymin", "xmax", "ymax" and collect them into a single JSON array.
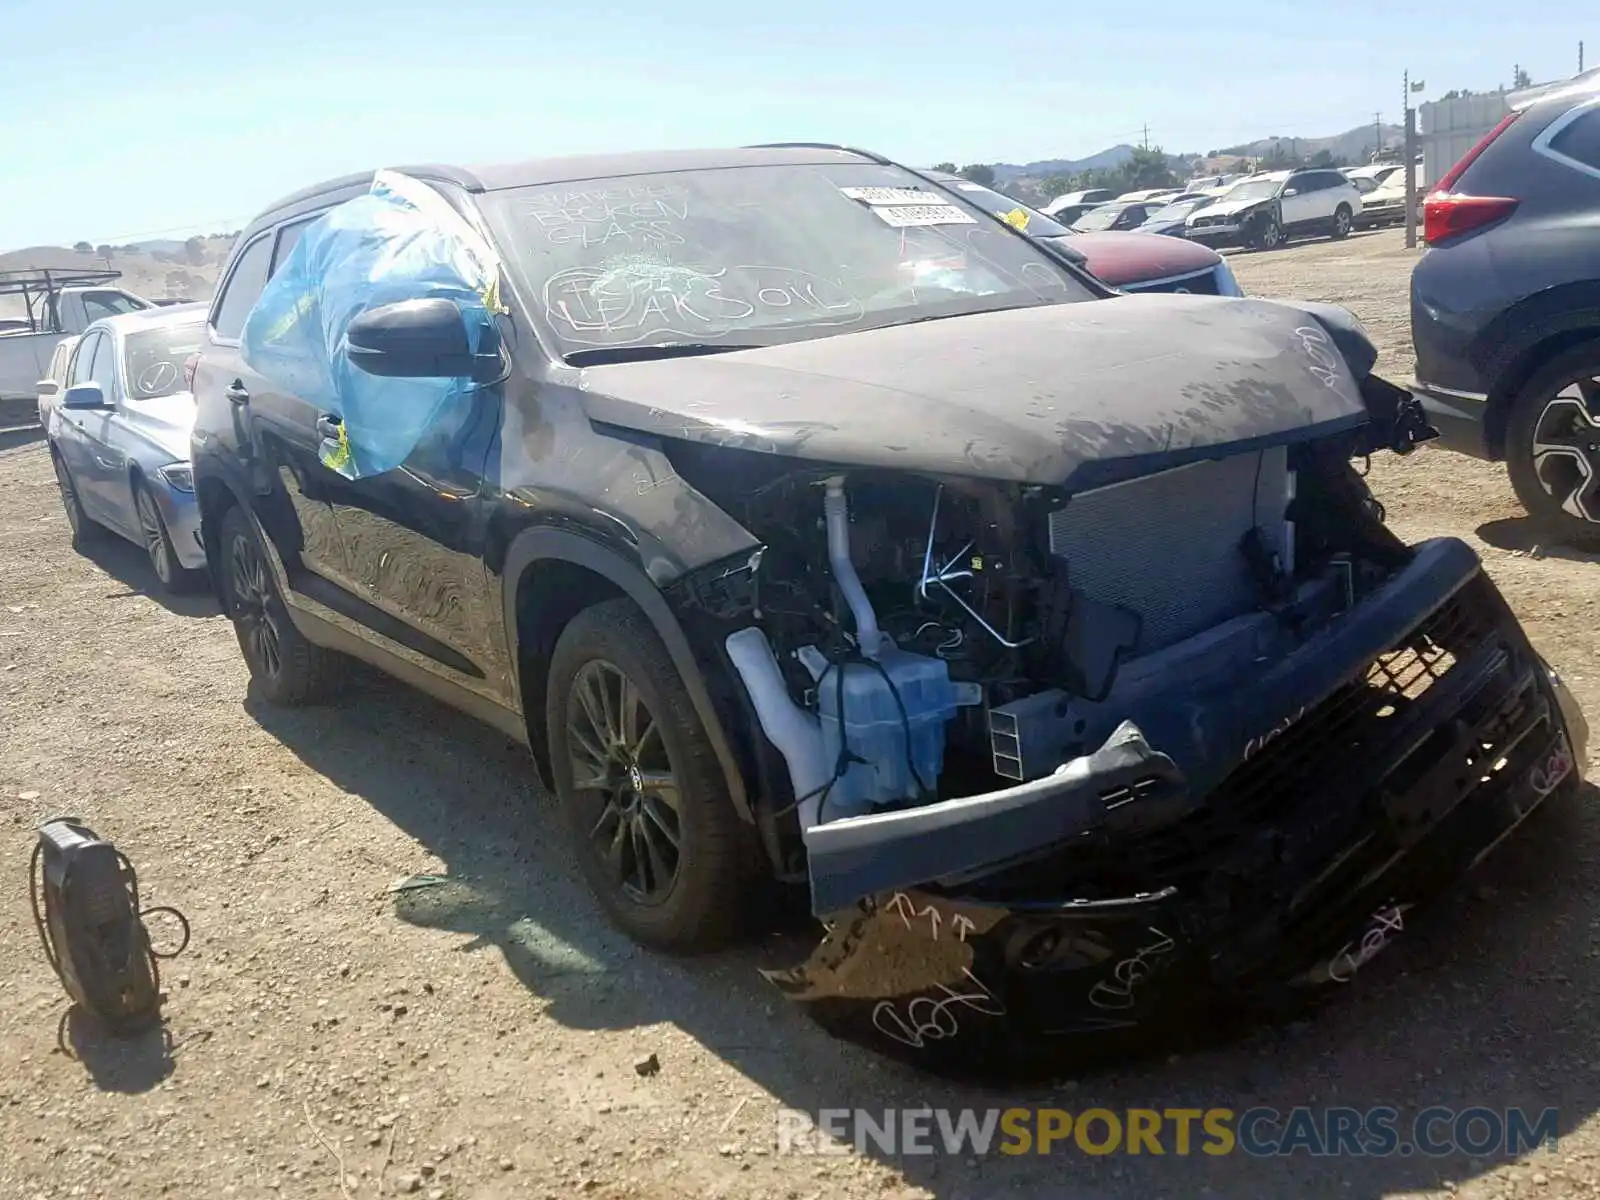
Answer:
[
  {"xmin": 930, "ymin": 162, "xmax": 957, "ymax": 173},
  {"xmin": 73, "ymin": 241, "xmax": 92, "ymax": 253},
  {"xmin": 958, "ymin": 164, "xmax": 996, "ymax": 187},
  {"xmin": 184, "ymin": 237, "xmax": 207, "ymax": 267},
  {"xmin": 1514, "ymin": 65, "xmax": 1532, "ymax": 89}
]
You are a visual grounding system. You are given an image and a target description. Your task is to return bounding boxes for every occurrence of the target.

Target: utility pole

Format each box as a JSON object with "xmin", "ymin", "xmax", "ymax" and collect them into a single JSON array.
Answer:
[
  {"xmin": 1141, "ymin": 124, "xmax": 1150, "ymax": 150},
  {"xmin": 1408, "ymin": 70, "xmax": 1420, "ymax": 249},
  {"xmin": 1581, "ymin": 41, "xmax": 1586, "ymax": 73},
  {"xmin": 1374, "ymin": 111, "xmax": 1383, "ymax": 161}
]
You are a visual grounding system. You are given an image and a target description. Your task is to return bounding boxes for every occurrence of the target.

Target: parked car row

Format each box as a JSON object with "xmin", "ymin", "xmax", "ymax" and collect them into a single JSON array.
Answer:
[
  {"xmin": 39, "ymin": 141, "xmax": 1589, "ymax": 1075},
  {"xmin": 1037, "ymin": 167, "xmax": 1364, "ymax": 250}
]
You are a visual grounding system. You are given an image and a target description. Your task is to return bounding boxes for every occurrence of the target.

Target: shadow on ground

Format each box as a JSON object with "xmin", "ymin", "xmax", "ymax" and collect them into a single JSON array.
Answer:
[
  {"xmin": 58, "ymin": 1007, "xmax": 177, "ymax": 1094},
  {"xmin": 78, "ymin": 532, "xmax": 218, "ymax": 618},
  {"xmin": 1478, "ymin": 516, "xmax": 1600, "ymax": 565},
  {"xmin": 0, "ymin": 425, "xmax": 45, "ymax": 454},
  {"xmin": 247, "ymin": 674, "xmax": 1600, "ymax": 1200}
]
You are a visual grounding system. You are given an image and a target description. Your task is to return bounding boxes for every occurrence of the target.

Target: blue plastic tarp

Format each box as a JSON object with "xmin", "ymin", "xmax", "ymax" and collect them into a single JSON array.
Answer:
[{"xmin": 239, "ymin": 170, "xmax": 505, "ymax": 480}]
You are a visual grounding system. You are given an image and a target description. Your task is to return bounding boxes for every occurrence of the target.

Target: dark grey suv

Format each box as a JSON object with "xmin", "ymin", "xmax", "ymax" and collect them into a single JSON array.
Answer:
[
  {"xmin": 1410, "ymin": 69, "xmax": 1600, "ymax": 540},
  {"xmin": 188, "ymin": 143, "xmax": 1586, "ymax": 1073}
]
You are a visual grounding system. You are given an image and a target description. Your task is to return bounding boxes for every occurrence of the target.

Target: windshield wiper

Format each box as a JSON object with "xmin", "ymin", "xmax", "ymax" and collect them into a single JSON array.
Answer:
[{"xmin": 562, "ymin": 342, "xmax": 766, "ymax": 366}]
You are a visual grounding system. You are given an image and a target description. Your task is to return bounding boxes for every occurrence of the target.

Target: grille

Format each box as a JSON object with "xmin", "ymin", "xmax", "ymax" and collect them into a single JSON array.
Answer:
[
  {"xmin": 1064, "ymin": 579, "xmax": 1501, "ymax": 894},
  {"xmin": 1047, "ymin": 448, "xmax": 1292, "ymax": 653}
]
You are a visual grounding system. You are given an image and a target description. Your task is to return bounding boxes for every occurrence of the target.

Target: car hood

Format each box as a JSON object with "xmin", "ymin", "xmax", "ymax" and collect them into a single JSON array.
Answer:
[
  {"xmin": 1190, "ymin": 197, "xmax": 1269, "ymax": 221},
  {"xmin": 575, "ymin": 295, "xmax": 1370, "ymax": 490},
  {"xmin": 1049, "ymin": 231, "xmax": 1221, "ymax": 286},
  {"xmin": 123, "ymin": 392, "xmax": 197, "ymax": 461}
]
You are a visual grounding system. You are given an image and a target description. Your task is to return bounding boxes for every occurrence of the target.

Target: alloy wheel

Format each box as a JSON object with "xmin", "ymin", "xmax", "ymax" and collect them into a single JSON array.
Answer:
[
  {"xmin": 1335, "ymin": 208, "xmax": 1352, "ymax": 237},
  {"xmin": 228, "ymin": 531, "xmax": 283, "ymax": 677},
  {"xmin": 1531, "ymin": 377, "xmax": 1600, "ymax": 522},
  {"xmin": 566, "ymin": 659, "xmax": 683, "ymax": 904},
  {"xmin": 136, "ymin": 489, "xmax": 171, "ymax": 585},
  {"xmin": 1260, "ymin": 220, "xmax": 1282, "ymax": 249}
]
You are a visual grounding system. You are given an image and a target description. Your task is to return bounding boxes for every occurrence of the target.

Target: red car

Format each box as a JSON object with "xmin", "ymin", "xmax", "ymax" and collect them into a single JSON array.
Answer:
[{"xmin": 926, "ymin": 172, "xmax": 1245, "ymax": 297}]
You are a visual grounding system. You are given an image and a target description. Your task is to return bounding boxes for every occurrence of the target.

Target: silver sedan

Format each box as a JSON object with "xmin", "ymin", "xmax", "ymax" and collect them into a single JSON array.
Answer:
[{"xmin": 41, "ymin": 305, "xmax": 209, "ymax": 593}]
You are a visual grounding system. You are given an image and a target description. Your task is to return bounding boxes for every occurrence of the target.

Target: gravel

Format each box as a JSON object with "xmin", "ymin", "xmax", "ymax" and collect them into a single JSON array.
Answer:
[{"xmin": 3, "ymin": 228, "xmax": 1598, "ymax": 1198}]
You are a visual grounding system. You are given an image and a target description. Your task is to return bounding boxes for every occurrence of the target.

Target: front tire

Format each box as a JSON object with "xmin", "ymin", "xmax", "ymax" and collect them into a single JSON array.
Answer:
[
  {"xmin": 134, "ymin": 480, "xmax": 203, "ymax": 594},
  {"xmin": 1249, "ymin": 215, "xmax": 1283, "ymax": 251},
  {"xmin": 51, "ymin": 448, "xmax": 100, "ymax": 550},
  {"xmin": 546, "ymin": 597, "xmax": 750, "ymax": 952},
  {"xmin": 1505, "ymin": 343, "xmax": 1600, "ymax": 548},
  {"xmin": 218, "ymin": 504, "xmax": 343, "ymax": 703},
  {"xmin": 1331, "ymin": 204, "xmax": 1353, "ymax": 240}
]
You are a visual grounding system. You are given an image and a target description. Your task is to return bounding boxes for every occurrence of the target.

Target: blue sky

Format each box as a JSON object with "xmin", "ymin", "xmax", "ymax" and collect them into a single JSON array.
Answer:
[{"xmin": 1, "ymin": 0, "xmax": 1591, "ymax": 249}]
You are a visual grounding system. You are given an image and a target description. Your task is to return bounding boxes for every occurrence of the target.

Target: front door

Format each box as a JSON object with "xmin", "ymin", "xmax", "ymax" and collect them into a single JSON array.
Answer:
[
  {"xmin": 195, "ymin": 228, "xmax": 352, "ymax": 589},
  {"xmin": 327, "ymin": 383, "xmax": 511, "ymax": 705},
  {"xmin": 55, "ymin": 331, "xmax": 125, "ymax": 529}
]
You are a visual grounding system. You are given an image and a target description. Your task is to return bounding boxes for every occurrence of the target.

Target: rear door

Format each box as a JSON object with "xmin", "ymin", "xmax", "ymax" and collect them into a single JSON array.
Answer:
[{"xmin": 192, "ymin": 221, "xmax": 354, "ymax": 590}]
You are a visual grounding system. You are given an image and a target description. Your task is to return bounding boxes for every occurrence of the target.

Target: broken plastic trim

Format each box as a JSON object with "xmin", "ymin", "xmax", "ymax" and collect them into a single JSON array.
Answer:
[{"xmin": 802, "ymin": 720, "xmax": 1189, "ymax": 915}]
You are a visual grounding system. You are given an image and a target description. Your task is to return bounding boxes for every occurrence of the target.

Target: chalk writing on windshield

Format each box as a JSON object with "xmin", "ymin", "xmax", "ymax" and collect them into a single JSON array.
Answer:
[
  {"xmin": 543, "ymin": 261, "xmax": 864, "ymax": 344},
  {"xmin": 522, "ymin": 185, "xmax": 691, "ymax": 249}
]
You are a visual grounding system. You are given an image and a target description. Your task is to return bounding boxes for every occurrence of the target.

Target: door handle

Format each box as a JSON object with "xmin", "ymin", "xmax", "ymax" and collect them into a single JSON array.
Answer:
[
  {"xmin": 225, "ymin": 381, "xmax": 250, "ymax": 405},
  {"xmin": 315, "ymin": 414, "xmax": 343, "ymax": 441}
]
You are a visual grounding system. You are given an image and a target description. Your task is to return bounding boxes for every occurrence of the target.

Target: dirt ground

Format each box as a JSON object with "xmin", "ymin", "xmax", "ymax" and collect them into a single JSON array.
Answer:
[{"xmin": 6, "ymin": 227, "xmax": 1600, "ymax": 1200}]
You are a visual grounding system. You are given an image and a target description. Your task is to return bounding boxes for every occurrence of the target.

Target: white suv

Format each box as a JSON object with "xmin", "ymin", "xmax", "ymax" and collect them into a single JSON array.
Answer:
[{"xmin": 1184, "ymin": 168, "xmax": 1362, "ymax": 251}]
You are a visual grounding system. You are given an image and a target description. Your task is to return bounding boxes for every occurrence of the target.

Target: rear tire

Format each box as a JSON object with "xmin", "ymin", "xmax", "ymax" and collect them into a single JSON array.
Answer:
[
  {"xmin": 545, "ymin": 597, "xmax": 751, "ymax": 952},
  {"xmin": 1505, "ymin": 342, "xmax": 1600, "ymax": 548},
  {"xmin": 1331, "ymin": 204, "xmax": 1353, "ymax": 240},
  {"xmin": 134, "ymin": 480, "xmax": 204, "ymax": 594},
  {"xmin": 218, "ymin": 504, "xmax": 344, "ymax": 704}
]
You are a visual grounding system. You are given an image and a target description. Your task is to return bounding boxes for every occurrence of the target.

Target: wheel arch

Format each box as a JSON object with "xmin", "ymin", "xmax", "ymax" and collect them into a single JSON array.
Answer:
[
  {"xmin": 194, "ymin": 461, "xmax": 249, "ymax": 607},
  {"xmin": 502, "ymin": 526, "xmax": 753, "ymax": 825},
  {"xmin": 1479, "ymin": 286, "xmax": 1600, "ymax": 457}
]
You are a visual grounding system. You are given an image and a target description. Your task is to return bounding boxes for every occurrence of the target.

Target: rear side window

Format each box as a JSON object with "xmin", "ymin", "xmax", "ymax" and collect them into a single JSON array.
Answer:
[
  {"xmin": 1544, "ymin": 106, "xmax": 1600, "ymax": 175},
  {"xmin": 48, "ymin": 340, "xmax": 74, "ymax": 383},
  {"xmin": 211, "ymin": 235, "xmax": 273, "ymax": 340}
]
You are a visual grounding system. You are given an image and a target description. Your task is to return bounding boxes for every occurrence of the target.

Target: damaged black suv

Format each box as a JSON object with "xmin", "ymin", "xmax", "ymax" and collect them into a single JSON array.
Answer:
[{"xmin": 191, "ymin": 144, "xmax": 1588, "ymax": 1070}]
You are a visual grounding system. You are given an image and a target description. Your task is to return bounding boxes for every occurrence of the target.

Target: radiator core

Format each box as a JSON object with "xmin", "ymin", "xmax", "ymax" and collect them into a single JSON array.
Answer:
[{"xmin": 1046, "ymin": 447, "xmax": 1293, "ymax": 654}]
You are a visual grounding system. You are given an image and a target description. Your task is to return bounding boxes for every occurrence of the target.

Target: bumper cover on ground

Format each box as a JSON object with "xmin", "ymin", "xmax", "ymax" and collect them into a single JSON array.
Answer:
[{"xmin": 771, "ymin": 543, "xmax": 1586, "ymax": 1075}]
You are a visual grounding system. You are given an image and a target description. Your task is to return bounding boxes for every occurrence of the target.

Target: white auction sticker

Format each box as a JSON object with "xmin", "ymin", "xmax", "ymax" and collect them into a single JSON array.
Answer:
[
  {"xmin": 838, "ymin": 186, "xmax": 944, "ymax": 206},
  {"xmin": 871, "ymin": 204, "xmax": 978, "ymax": 227}
]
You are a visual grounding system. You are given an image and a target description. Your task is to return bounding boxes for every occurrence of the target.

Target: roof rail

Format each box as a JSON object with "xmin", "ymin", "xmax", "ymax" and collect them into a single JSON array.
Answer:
[{"xmin": 742, "ymin": 141, "xmax": 895, "ymax": 165}]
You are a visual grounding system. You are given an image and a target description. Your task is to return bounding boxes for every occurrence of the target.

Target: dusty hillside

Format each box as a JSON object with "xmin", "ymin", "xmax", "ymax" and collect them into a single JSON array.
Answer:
[{"xmin": 0, "ymin": 238, "xmax": 231, "ymax": 318}]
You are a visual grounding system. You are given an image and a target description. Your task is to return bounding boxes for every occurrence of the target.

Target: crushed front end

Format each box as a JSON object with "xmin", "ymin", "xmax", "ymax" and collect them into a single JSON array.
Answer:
[{"xmin": 644, "ymin": 309, "xmax": 1587, "ymax": 1075}]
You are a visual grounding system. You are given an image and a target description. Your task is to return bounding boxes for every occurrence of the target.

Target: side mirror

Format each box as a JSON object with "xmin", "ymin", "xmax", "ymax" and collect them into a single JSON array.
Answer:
[
  {"xmin": 346, "ymin": 299, "xmax": 502, "ymax": 384},
  {"xmin": 36, "ymin": 380, "xmax": 59, "ymax": 397},
  {"xmin": 1282, "ymin": 187, "xmax": 1299, "ymax": 197},
  {"xmin": 61, "ymin": 383, "xmax": 110, "ymax": 410}
]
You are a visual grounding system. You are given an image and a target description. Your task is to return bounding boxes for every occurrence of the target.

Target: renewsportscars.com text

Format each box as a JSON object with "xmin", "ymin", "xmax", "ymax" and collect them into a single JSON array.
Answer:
[{"xmin": 776, "ymin": 1106, "xmax": 1559, "ymax": 1158}]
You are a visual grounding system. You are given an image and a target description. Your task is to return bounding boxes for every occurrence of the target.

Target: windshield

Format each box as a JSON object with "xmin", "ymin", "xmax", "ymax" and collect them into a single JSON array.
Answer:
[
  {"xmin": 1070, "ymin": 204, "xmax": 1130, "ymax": 231},
  {"xmin": 945, "ymin": 181, "xmax": 1077, "ymax": 238},
  {"xmin": 123, "ymin": 320, "xmax": 204, "ymax": 399},
  {"xmin": 1147, "ymin": 197, "xmax": 1210, "ymax": 222},
  {"xmin": 1221, "ymin": 178, "xmax": 1282, "ymax": 202},
  {"xmin": 480, "ymin": 163, "xmax": 1090, "ymax": 357}
]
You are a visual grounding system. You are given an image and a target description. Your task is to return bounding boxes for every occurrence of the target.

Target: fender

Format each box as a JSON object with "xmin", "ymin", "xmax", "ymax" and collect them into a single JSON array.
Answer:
[
  {"xmin": 501, "ymin": 525, "xmax": 753, "ymax": 824},
  {"xmin": 1473, "ymin": 282, "xmax": 1600, "ymax": 452}
]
